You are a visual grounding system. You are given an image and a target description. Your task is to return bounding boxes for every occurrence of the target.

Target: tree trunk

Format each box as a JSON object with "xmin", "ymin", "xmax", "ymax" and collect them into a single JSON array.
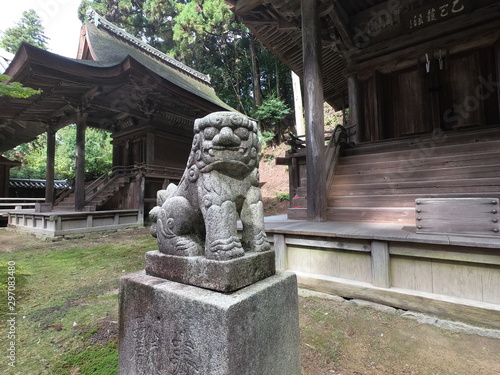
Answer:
[{"xmin": 250, "ymin": 36, "xmax": 263, "ymax": 107}]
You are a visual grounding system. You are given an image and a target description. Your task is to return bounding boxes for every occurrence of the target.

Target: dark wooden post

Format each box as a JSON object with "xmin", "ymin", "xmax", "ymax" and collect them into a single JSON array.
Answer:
[
  {"xmin": 146, "ymin": 133, "xmax": 155, "ymax": 165},
  {"xmin": 138, "ymin": 173, "xmax": 145, "ymax": 225},
  {"xmin": 302, "ymin": 0, "xmax": 327, "ymax": 222},
  {"xmin": 495, "ymin": 39, "xmax": 500, "ymax": 122},
  {"xmin": 347, "ymin": 74, "xmax": 363, "ymax": 144},
  {"xmin": 75, "ymin": 109, "xmax": 87, "ymax": 211},
  {"xmin": 45, "ymin": 127, "xmax": 56, "ymax": 207}
]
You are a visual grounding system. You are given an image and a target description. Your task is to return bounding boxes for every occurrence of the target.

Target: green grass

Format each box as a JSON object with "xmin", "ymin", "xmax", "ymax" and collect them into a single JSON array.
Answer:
[{"xmin": 0, "ymin": 229, "xmax": 157, "ymax": 375}]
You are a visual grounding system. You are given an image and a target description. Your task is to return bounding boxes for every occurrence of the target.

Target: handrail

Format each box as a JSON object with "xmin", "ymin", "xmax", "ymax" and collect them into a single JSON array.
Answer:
[
  {"xmin": 83, "ymin": 164, "xmax": 184, "ymax": 207},
  {"xmin": 324, "ymin": 125, "xmax": 348, "ymax": 190},
  {"xmin": 84, "ymin": 166, "xmax": 136, "ymax": 206},
  {"xmin": 0, "ymin": 198, "xmax": 45, "ymax": 202},
  {"xmin": 53, "ymin": 164, "xmax": 185, "ymax": 209}
]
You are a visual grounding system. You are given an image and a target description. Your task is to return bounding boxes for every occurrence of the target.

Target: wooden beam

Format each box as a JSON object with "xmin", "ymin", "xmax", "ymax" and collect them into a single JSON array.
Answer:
[
  {"xmin": 302, "ymin": 0, "xmax": 327, "ymax": 222},
  {"xmin": 234, "ymin": 0, "xmax": 264, "ymax": 16},
  {"xmin": 45, "ymin": 127, "xmax": 56, "ymax": 206},
  {"xmin": 328, "ymin": 0, "xmax": 354, "ymax": 48},
  {"xmin": 75, "ymin": 109, "xmax": 88, "ymax": 211}
]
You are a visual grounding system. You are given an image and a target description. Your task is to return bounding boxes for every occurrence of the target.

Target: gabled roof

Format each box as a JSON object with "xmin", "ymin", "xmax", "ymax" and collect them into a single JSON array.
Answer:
[
  {"xmin": 0, "ymin": 12, "xmax": 233, "ymax": 153},
  {"xmin": 77, "ymin": 10, "xmax": 231, "ymax": 110}
]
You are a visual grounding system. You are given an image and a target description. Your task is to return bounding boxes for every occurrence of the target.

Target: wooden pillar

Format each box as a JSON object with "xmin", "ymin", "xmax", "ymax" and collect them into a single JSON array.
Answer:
[
  {"xmin": 75, "ymin": 110, "xmax": 87, "ymax": 211},
  {"xmin": 138, "ymin": 174, "xmax": 145, "ymax": 225},
  {"xmin": 45, "ymin": 127, "xmax": 56, "ymax": 206},
  {"xmin": 494, "ymin": 39, "xmax": 500, "ymax": 122},
  {"xmin": 146, "ymin": 133, "xmax": 155, "ymax": 165},
  {"xmin": 112, "ymin": 140, "xmax": 121, "ymax": 167},
  {"xmin": 302, "ymin": 0, "xmax": 327, "ymax": 222},
  {"xmin": 347, "ymin": 74, "xmax": 364, "ymax": 144},
  {"xmin": 291, "ymin": 71, "xmax": 305, "ymax": 136}
]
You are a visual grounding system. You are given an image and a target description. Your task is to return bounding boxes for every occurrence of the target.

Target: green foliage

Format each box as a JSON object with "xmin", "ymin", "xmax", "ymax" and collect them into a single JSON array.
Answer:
[
  {"xmin": 6, "ymin": 126, "xmax": 113, "ymax": 180},
  {"xmin": 260, "ymin": 131, "xmax": 276, "ymax": 145},
  {"xmin": 252, "ymin": 95, "xmax": 292, "ymax": 144},
  {"xmin": 275, "ymin": 192, "xmax": 290, "ymax": 202},
  {"xmin": 0, "ymin": 74, "xmax": 42, "ymax": 98},
  {"xmin": 0, "ymin": 9, "xmax": 48, "ymax": 53}
]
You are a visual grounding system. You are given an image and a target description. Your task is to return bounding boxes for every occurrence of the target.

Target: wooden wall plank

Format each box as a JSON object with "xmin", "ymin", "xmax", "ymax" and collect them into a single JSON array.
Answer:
[
  {"xmin": 287, "ymin": 246, "xmax": 372, "ymax": 283},
  {"xmin": 482, "ymin": 265, "xmax": 500, "ymax": 304},
  {"xmin": 390, "ymin": 256, "xmax": 434, "ymax": 293},
  {"xmin": 431, "ymin": 260, "xmax": 485, "ymax": 301},
  {"xmin": 371, "ymin": 240, "xmax": 390, "ymax": 288}
]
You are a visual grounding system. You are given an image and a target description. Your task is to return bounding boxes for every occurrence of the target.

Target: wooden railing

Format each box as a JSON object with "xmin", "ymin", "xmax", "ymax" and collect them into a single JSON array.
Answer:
[
  {"xmin": 324, "ymin": 125, "xmax": 348, "ymax": 190},
  {"xmin": 54, "ymin": 164, "xmax": 185, "ymax": 207},
  {"xmin": 0, "ymin": 198, "xmax": 45, "ymax": 214}
]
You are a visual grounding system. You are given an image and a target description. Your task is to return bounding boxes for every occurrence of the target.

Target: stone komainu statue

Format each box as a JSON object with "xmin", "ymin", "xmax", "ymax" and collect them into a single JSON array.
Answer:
[{"xmin": 150, "ymin": 111, "xmax": 271, "ymax": 261}]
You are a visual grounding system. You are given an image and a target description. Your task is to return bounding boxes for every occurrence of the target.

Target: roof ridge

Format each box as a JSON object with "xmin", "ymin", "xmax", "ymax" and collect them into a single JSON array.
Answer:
[{"xmin": 86, "ymin": 9, "xmax": 211, "ymax": 85}]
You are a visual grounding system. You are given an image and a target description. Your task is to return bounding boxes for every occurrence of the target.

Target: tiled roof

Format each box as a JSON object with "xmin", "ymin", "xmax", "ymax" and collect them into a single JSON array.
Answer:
[{"xmin": 9, "ymin": 179, "xmax": 70, "ymax": 190}]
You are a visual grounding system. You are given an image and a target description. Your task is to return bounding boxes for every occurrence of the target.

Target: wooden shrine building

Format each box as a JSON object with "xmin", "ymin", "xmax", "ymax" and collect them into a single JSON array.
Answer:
[
  {"xmin": 228, "ymin": 0, "xmax": 500, "ymax": 328},
  {"xmin": 0, "ymin": 10, "xmax": 234, "ymax": 235}
]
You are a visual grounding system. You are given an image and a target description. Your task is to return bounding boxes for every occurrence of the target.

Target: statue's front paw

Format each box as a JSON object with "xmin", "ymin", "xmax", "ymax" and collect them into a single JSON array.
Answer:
[{"xmin": 206, "ymin": 236, "xmax": 244, "ymax": 260}]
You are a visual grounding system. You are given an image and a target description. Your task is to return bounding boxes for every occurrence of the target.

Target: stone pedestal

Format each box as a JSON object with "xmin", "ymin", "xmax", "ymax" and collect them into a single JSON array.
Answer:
[
  {"xmin": 119, "ymin": 270, "xmax": 301, "ymax": 375},
  {"xmin": 145, "ymin": 250, "xmax": 276, "ymax": 292}
]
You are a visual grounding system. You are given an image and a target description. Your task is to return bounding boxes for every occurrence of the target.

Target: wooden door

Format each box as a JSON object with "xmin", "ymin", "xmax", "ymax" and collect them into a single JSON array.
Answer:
[{"xmin": 386, "ymin": 67, "xmax": 432, "ymax": 138}]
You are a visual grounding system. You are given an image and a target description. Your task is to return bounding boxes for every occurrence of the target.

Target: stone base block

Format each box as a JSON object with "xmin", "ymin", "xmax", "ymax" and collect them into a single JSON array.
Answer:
[
  {"xmin": 145, "ymin": 250, "xmax": 275, "ymax": 292},
  {"xmin": 119, "ymin": 271, "xmax": 301, "ymax": 375}
]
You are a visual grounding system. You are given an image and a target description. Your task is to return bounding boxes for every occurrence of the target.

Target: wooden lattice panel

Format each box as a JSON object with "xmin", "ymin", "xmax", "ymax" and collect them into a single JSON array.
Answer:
[{"xmin": 415, "ymin": 198, "xmax": 500, "ymax": 236}]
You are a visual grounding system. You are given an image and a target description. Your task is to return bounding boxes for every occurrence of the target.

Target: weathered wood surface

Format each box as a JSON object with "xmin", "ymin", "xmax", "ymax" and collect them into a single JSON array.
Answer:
[
  {"xmin": 296, "ymin": 271, "xmax": 500, "ymax": 330},
  {"xmin": 302, "ymin": 0, "xmax": 326, "ymax": 222},
  {"xmin": 415, "ymin": 198, "xmax": 500, "ymax": 236},
  {"xmin": 288, "ymin": 246, "xmax": 372, "ymax": 284},
  {"xmin": 371, "ymin": 240, "xmax": 390, "ymax": 288},
  {"xmin": 323, "ymin": 130, "xmax": 500, "ymax": 225}
]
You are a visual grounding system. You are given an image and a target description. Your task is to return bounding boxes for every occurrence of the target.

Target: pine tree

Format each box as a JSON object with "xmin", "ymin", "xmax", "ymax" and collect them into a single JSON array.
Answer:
[{"xmin": 0, "ymin": 9, "xmax": 49, "ymax": 53}]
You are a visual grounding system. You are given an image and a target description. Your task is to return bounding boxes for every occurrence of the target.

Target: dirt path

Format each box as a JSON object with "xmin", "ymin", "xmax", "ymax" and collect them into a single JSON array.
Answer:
[{"xmin": 300, "ymin": 290, "xmax": 500, "ymax": 375}]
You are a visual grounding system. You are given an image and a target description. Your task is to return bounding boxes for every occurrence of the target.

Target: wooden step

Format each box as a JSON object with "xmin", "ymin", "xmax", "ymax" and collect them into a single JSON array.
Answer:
[
  {"xmin": 291, "ymin": 196, "xmax": 307, "ymax": 208},
  {"xmin": 328, "ymin": 192, "xmax": 500, "ymax": 208},
  {"xmin": 288, "ymin": 207, "xmax": 415, "ymax": 224},
  {"xmin": 332, "ymin": 164, "xmax": 500, "ymax": 185},
  {"xmin": 340, "ymin": 139, "xmax": 500, "ymax": 165},
  {"xmin": 330, "ymin": 177, "xmax": 500, "ymax": 196},
  {"xmin": 341, "ymin": 127, "xmax": 500, "ymax": 157},
  {"xmin": 336, "ymin": 150, "xmax": 500, "ymax": 175}
]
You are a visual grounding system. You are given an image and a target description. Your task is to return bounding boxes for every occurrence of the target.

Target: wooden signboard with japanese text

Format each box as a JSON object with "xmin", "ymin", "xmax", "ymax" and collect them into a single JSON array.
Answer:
[{"xmin": 402, "ymin": 0, "xmax": 471, "ymax": 33}]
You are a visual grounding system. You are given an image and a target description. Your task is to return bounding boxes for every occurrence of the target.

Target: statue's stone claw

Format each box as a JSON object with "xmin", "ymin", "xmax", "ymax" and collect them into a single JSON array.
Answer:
[
  {"xmin": 206, "ymin": 236, "xmax": 245, "ymax": 260},
  {"xmin": 248, "ymin": 231, "xmax": 271, "ymax": 252}
]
